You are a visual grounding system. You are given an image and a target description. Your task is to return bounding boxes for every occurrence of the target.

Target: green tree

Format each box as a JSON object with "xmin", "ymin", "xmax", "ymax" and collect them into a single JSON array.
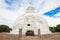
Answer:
[
  {"xmin": 0, "ymin": 25, "xmax": 12, "ymax": 32},
  {"xmin": 49, "ymin": 24, "xmax": 60, "ymax": 32},
  {"xmin": 56, "ymin": 24, "xmax": 60, "ymax": 32},
  {"xmin": 49, "ymin": 26, "xmax": 56, "ymax": 32}
]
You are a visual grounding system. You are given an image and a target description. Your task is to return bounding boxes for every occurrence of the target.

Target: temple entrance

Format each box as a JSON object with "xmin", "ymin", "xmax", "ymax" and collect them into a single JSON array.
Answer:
[
  {"xmin": 19, "ymin": 29, "xmax": 41, "ymax": 36},
  {"xmin": 25, "ymin": 30, "xmax": 34, "ymax": 36}
]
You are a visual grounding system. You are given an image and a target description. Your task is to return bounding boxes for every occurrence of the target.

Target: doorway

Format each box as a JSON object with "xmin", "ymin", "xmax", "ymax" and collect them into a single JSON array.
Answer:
[{"xmin": 25, "ymin": 30, "xmax": 34, "ymax": 36}]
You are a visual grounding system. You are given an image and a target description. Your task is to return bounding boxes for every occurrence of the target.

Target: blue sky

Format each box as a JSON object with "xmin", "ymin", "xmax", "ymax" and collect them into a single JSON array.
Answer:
[
  {"xmin": 44, "ymin": 7, "xmax": 60, "ymax": 18},
  {"xmin": 0, "ymin": 0, "xmax": 60, "ymax": 28}
]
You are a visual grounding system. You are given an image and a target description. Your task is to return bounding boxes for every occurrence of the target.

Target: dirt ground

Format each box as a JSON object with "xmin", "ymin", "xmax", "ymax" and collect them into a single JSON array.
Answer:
[{"xmin": 0, "ymin": 32, "xmax": 60, "ymax": 40}]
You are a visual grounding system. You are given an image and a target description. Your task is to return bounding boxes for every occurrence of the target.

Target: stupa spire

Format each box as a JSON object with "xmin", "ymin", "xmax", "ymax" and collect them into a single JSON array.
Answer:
[{"xmin": 26, "ymin": 1, "xmax": 35, "ymax": 13}]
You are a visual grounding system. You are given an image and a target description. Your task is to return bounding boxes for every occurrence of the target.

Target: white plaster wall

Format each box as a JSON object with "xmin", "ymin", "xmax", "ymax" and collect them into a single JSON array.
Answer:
[{"xmin": 10, "ymin": 12, "xmax": 51, "ymax": 34}]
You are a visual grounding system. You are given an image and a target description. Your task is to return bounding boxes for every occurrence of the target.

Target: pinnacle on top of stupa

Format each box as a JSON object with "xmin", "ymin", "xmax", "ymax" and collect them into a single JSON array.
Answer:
[{"xmin": 26, "ymin": 1, "xmax": 35, "ymax": 13}]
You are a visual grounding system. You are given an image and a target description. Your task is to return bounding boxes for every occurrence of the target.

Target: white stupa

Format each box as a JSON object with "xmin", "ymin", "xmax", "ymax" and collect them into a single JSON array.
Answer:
[{"xmin": 10, "ymin": 4, "xmax": 51, "ymax": 35}]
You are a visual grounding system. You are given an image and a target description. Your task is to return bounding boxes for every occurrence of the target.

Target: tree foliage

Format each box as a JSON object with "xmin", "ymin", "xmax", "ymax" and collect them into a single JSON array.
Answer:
[
  {"xmin": 0, "ymin": 25, "xmax": 12, "ymax": 32},
  {"xmin": 49, "ymin": 24, "xmax": 60, "ymax": 32},
  {"xmin": 56, "ymin": 24, "xmax": 60, "ymax": 32},
  {"xmin": 49, "ymin": 26, "xmax": 56, "ymax": 32}
]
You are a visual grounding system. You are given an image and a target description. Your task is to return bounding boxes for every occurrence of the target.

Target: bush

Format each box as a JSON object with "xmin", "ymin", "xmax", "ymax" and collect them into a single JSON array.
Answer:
[
  {"xmin": 56, "ymin": 24, "xmax": 60, "ymax": 32},
  {"xmin": 49, "ymin": 27, "xmax": 56, "ymax": 32},
  {"xmin": 49, "ymin": 24, "xmax": 60, "ymax": 32},
  {"xmin": 0, "ymin": 25, "xmax": 12, "ymax": 32}
]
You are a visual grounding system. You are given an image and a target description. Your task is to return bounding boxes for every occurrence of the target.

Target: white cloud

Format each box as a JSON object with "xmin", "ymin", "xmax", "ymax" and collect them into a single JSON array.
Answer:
[
  {"xmin": 54, "ymin": 12, "xmax": 60, "ymax": 17},
  {"xmin": 0, "ymin": 5, "xmax": 26, "ymax": 28},
  {"xmin": 43, "ymin": 16, "xmax": 60, "ymax": 27}
]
